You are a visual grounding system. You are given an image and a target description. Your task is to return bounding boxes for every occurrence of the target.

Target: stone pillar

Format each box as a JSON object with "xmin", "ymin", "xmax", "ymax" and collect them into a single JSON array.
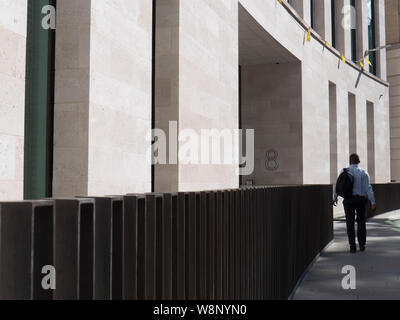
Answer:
[
  {"xmin": 356, "ymin": 0, "xmax": 369, "ymax": 69},
  {"xmin": 374, "ymin": 86, "xmax": 391, "ymax": 183},
  {"xmin": 0, "ymin": 0, "xmax": 27, "ymax": 200},
  {"xmin": 315, "ymin": 0, "xmax": 332, "ymax": 43},
  {"xmin": 367, "ymin": 101, "xmax": 376, "ymax": 182},
  {"xmin": 388, "ymin": 48, "xmax": 400, "ymax": 182},
  {"xmin": 154, "ymin": 0, "xmax": 239, "ymax": 192},
  {"xmin": 336, "ymin": 0, "xmax": 352, "ymax": 58},
  {"xmin": 385, "ymin": 0, "xmax": 400, "ymax": 44},
  {"xmin": 386, "ymin": 1, "xmax": 400, "ymax": 182},
  {"xmin": 302, "ymin": 64, "xmax": 331, "ymax": 185},
  {"xmin": 329, "ymin": 83, "xmax": 338, "ymax": 184},
  {"xmin": 292, "ymin": 0, "xmax": 312, "ymax": 25},
  {"xmin": 53, "ymin": 0, "xmax": 153, "ymax": 196},
  {"xmin": 376, "ymin": 0, "xmax": 387, "ymax": 79},
  {"xmin": 334, "ymin": 86, "xmax": 350, "ymax": 218}
]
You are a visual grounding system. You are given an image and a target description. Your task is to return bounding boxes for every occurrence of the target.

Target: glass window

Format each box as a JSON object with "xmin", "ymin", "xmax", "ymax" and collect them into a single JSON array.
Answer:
[
  {"xmin": 331, "ymin": 0, "xmax": 336, "ymax": 48},
  {"xmin": 310, "ymin": 0, "xmax": 315, "ymax": 29},
  {"xmin": 24, "ymin": 0, "xmax": 56, "ymax": 199}
]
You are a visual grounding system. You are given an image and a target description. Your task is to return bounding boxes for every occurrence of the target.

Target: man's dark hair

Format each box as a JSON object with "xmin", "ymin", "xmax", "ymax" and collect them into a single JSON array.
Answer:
[{"xmin": 350, "ymin": 153, "xmax": 360, "ymax": 165}]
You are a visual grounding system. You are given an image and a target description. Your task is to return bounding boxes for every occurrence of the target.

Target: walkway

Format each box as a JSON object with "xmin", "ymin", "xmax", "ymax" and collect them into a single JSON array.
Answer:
[{"xmin": 293, "ymin": 210, "xmax": 400, "ymax": 300}]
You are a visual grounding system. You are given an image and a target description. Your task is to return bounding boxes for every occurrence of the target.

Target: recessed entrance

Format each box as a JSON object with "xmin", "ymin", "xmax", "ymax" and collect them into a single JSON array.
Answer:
[{"xmin": 239, "ymin": 4, "xmax": 302, "ymax": 186}]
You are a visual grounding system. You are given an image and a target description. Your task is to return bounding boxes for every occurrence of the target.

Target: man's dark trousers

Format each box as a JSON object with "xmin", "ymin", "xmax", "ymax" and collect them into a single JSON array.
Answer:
[{"xmin": 343, "ymin": 196, "xmax": 368, "ymax": 248}]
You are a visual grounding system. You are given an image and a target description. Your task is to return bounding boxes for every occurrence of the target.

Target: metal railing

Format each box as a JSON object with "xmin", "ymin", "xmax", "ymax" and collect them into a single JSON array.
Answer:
[{"xmin": 0, "ymin": 185, "xmax": 335, "ymax": 300}]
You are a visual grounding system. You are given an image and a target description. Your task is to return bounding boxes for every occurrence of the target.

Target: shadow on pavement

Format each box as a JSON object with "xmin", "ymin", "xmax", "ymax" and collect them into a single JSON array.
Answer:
[{"xmin": 293, "ymin": 211, "xmax": 400, "ymax": 300}]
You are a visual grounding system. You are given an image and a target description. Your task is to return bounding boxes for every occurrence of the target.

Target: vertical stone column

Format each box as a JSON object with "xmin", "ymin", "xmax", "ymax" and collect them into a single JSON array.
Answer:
[
  {"xmin": 154, "ymin": 0, "xmax": 239, "ymax": 192},
  {"xmin": 292, "ymin": 0, "xmax": 312, "ymax": 25},
  {"xmin": 367, "ymin": 101, "xmax": 376, "ymax": 182},
  {"xmin": 178, "ymin": 0, "xmax": 239, "ymax": 191},
  {"xmin": 334, "ymin": 86, "xmax": 350, "ymax": 218},
  {"xmin": 356, "ymin": 0, "xmax": 369, "ymax": 69},
  {"xmin": 389, "ymin": 50, "xmax": 400, "ymax": 182},
  {"xmin": 315, "ymin": 0, "xmax": 332, "ymax": 43},
  {"xmin": 386, "ymin": 0, "xmax": 400, "ymax": 182},
  {"xmin": 53, "ymin": 0, "xmax": 91, "ymax": 197},
  {"xmin": 0, "ymin": 0, "xmax": 27, "ymax": 200},
  {"xmin": 54, "ymin": 0, "xmax": 153, "ymax": 196},
  {"xmin": 385, "ymin": 0, "xmax": 400, "ymax": 44},
  {"xmin": 329, "ymin": 83, "xmax": 338, "ymax": 184},
  {"xmin": 301, "ymin": 64, "xmax": 330, "ymax": 185},
  {"xmin": 374, "ymin": 87, "xmax": 391, "ymax": 183},
  {"xmin": 375, "ymin": 0, "xmax": 387, "ymax": 79},
  {"xmin": 336, "ymin": 0, "xmax": 352, "ymax": 58}
]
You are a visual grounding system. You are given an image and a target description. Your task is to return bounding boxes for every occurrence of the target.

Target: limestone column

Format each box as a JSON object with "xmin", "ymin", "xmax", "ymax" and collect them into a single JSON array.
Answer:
[
  {"xmin": 53, "ymin": 0, "xmax": 153, "ymax": 196},
  {"xmin": 0, "ymin": 0, "xmax": 27, "ymax": 200},
  {"xmin": 336, "ymin": 0, "xmax": 352, "ymax": 58},
  {"xmin": 154, "ymin": 0, "xmax": 239, "ymax": 192},
  {"xmin": 376, "ymin": 0, "xmax": 387, "ymax": 79},
  {"xmin": 386, "ymin": 0, "xmax": 400, "ymax": 182},
  {"xmin": 367, "ymin": 101, "xmax": 376, "ymax": 182},
  {"xmin": 385, "ymin": 0, "xmax": 400, "ymax": 45},
  {"xmin": 374, "ymin": 87, "xmax": 390, "ymax": 183},
  {"xmin": 334, "ymin": 87, "xmax": 350, "ymax": 218},
  {"xmin": 292, "ymin": 0, "xmax": 312, "ymax": 25},
  {"xmin": 315, "ymin": 0, "xmax": 332, "ymax": 43},
  {"xmin": 356, "ymin": 0, "xmax": 369, "ymax": 69}
]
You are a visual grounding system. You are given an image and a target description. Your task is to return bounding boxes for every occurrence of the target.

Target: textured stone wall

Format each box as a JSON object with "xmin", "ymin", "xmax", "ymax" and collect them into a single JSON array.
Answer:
[
  {"xmin": 0, "ymin": 0, "xmax": 27, "ymax": 200},
  {"xmin": 178, "ymin": 0, "xmax": 239, "ymax": 191},
  {"xmin": 241, "ymin": 62, "xmax": 303, "ymax": 185},
  {"xmin": 54, "ymin": 0, "xmax": 152, "ymax": 196},
  {"xmin": 155, "ymin": 0, "xmax": 239, "ymax": 192},
  {"xmin": 386, "ymin": 0, "xmax": 400, "ymax": 182},
  {"xmin": 240, "ymin": 0, "xmax": 390, "ymax": 184},
  {"xmin": 388, "ymin": 48, "xmax": 400, "ymax": 182}
]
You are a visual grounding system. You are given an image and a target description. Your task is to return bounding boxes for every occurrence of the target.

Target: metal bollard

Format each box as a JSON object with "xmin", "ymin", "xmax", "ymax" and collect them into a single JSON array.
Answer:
[
  {"xmin": 0, "ymin": 200, "xmax": 54, "ymax": 300},
  {"xmin": 53, "ymin": 198, "xmax": 95, "ymax": 300}
]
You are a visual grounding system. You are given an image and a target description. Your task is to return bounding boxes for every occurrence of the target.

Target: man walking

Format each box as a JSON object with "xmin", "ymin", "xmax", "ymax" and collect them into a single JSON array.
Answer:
[{"xmin": 333, "ymin": 154, "xmax": 376, "ymax": 253}]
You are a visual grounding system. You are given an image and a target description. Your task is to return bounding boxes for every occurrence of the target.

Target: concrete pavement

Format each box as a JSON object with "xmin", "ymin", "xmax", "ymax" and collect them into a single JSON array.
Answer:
[{"xmin": 293, "ymin": 210, "xmax": 400, "ymax": 300}]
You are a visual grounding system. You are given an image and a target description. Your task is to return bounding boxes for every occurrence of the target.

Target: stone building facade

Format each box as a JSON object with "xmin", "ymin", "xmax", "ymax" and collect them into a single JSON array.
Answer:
[{"xmin": 0, "ymin": 0, "xmax": 391, "ymax": 200}]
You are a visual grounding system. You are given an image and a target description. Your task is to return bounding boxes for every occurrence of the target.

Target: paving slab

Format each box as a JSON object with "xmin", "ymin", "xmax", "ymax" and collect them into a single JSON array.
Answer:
[{"xmin": 293, "ymin": 210, "xmax": 400, "ymax": 300}]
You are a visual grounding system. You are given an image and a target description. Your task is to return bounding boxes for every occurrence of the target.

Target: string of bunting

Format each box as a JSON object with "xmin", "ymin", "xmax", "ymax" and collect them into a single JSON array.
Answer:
[{"xmin": 278, "ymin": 0, "xmax": 373, "ymax": 70}]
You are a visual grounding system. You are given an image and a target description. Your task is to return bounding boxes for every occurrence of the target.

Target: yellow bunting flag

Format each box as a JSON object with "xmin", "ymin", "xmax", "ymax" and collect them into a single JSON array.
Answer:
[
  {"xmin": 360, "ymin": 61, "xmax": 364, "ymax": 68},
  {"xmin": 341, "ymin": 55, "xmax": 346, "ymax": 63},
  {"xmin": 278, "ymin": 0, "xmax": 283, "ymax": 3},
  {"xmin": 306, "ymin": 28, "xmax": 311, "ymax": 42},
  {"xmin": 325, "ymin": 41, "xmax": 331, "ymax": 47},
  {"xmin": 365, "ymin": 57, "xmax": 373, "ymax": 66}
]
